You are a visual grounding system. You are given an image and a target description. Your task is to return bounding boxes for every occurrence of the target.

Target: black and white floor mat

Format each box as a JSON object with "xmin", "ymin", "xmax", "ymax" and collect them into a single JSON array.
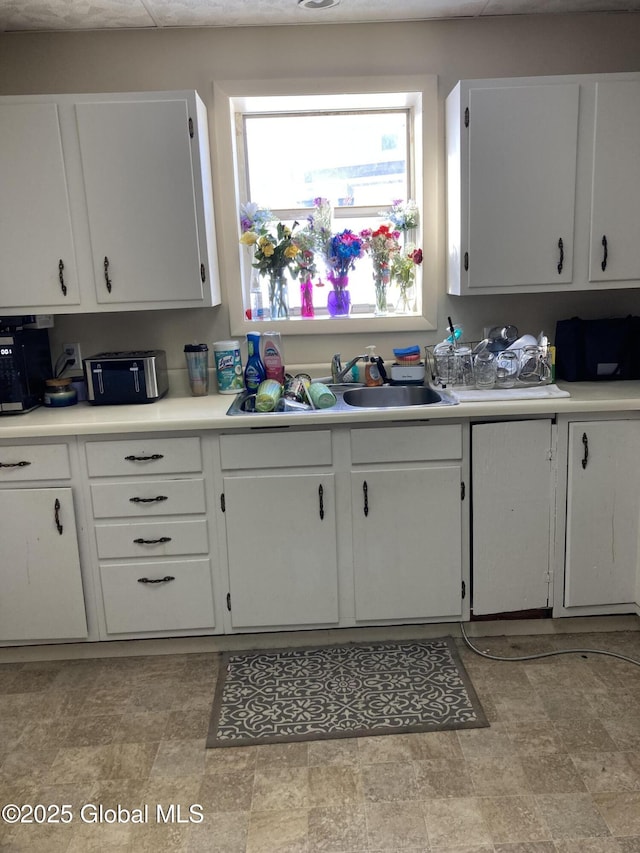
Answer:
[{"xmin": 207, "ymin": 637, "xmax": 488, "ymax": 748}]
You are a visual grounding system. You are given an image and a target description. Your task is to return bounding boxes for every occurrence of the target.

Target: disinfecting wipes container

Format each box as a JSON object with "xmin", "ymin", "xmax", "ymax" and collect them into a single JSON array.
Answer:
[{"xmin": 213, "ymin": 340, "xmax": 244, "ymax": 394}]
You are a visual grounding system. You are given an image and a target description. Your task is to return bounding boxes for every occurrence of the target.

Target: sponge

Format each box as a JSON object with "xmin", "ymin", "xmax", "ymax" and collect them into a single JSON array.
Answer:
[{"xmin": 393, "ymin": 345, "xmax": 422, "ymax": 365}]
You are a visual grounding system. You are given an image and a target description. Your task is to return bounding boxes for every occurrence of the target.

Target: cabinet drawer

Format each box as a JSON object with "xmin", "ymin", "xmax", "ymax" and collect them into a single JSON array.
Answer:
[
  {"xmin": 95, "ymin": 518, "xmax": 209, "ymax": 559},
  {"xmin": 350, "ymin": 424, "xmax": 463, "ymax": 464},
  {"xmin": 0, "ymin": 443, "xmax": 70, "ymax": 481},
  {"xmin": 100, "ymin": 558, "xmax": 215, "ymax": 634},
  {"xmin": 85, "ymin": 437, "xmax": 202, "ymax": 477},
  {"xmin": 220, "ymin": 430, "xmax": 332, "ymax": 470},
  {"xmin": 90, "ymin": 478, "xmax": 206, "ymax": 518}
]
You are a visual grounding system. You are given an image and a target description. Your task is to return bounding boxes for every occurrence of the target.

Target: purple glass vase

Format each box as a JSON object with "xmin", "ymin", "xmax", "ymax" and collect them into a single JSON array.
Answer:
[{"xmin": 327, "ymin": 273, "xmax": 351, "ymax": 317}]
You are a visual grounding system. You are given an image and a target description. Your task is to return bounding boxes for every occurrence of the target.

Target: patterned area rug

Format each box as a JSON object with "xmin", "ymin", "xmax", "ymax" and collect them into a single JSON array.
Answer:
[{"xmin": 207, "ymin": 637, "xmax": 488, "ymax": 748}]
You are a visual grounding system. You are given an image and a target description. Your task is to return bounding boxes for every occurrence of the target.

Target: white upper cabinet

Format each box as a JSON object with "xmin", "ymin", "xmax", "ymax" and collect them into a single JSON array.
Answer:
[
  {"xmin": 0, "ymin": 91, "xmax": 220, "ymax": 314},
  {"xmin": 447, "ymin": 72, "xmax": 640, "ymax": 295},
  {"xmin": 589, "ymin": 80, "xmax": 640, "ymax": 284},
  {"xmin": 0, "ymin": 103, "xmax": 80, "ymax": 309}
]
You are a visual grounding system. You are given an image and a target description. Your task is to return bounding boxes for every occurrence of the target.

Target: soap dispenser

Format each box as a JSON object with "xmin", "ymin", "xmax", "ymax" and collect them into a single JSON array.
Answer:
[{"xmin": 364, "ymin": 346, "xmax": 384, "ymax": 387}]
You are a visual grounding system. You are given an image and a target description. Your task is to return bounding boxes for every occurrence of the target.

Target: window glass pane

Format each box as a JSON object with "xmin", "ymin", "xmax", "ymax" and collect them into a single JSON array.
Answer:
[{"xmin": 245, "ymin": 111, "xmax": 408, "ymax": 210}]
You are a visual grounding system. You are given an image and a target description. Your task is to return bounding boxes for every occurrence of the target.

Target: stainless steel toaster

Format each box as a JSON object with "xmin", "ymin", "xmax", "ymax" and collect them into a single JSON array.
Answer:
[{"xmin": 83, "ymin": 350, "xmax": 169, "ymax": 404}]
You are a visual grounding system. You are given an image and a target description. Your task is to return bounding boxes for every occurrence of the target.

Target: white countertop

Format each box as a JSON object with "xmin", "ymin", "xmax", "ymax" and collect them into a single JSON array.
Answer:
[{"xmin": 2, "ymin": 381, "xmax": 640, "ymax": 439}]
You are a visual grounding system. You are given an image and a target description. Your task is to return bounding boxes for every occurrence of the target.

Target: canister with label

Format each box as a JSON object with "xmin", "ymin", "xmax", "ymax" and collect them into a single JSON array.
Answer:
[{"xmin": 213, "ymin": 340, "xmax": 244, "ymax": 394}]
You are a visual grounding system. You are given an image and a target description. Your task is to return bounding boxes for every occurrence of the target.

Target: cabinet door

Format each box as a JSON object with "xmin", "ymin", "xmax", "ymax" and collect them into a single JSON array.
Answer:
[
  {"xmin": 223, "ymin": 473, "xmax": 339, "ymax": 629},
  {"xmin": 472, "ymin": 420, "xmax": 553, "ymax": 615},
  {"xmin": 589, "ymin": 80, "xmax": 640, "ymax": 282},
  {"xmin": 351, "ymin": 466, "xmax": 462, "ymax": 621},
  {"xmin": 0, "ymin": 103, "xmax": 79, "ymax": 309},
  {"xmin": 0, "ymin": 488, "xmax": 87, "ymax": 641},
  {"xmin": 565, "ymin": 421, "xmax": 640, "ymax": 608},
  {"xmin": 75, "ymin": 98, "xmax": 205, "ymax": 306},
  {"xmin": 465, "ymin": 84, "xmax": 579, "ymax": 290}
]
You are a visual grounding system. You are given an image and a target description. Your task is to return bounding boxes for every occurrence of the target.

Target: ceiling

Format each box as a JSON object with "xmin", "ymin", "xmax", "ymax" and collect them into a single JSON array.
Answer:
[{"xmin": 0, "ymin": 0, "xmax": 639, "ymax": 33}]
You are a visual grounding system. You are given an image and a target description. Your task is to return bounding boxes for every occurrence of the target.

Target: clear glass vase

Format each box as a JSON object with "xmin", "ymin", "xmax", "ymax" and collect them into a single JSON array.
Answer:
[
  {"xmin": 374, "ymin": 269, "xmax": 390, "ymax": 316},
  {"xmin": 266, "ymin": 270, "xmax": 289, "ymax": 320},
  {"xmin": 394, "ymin": 281, "xmax": 416, "ymax": 314}
]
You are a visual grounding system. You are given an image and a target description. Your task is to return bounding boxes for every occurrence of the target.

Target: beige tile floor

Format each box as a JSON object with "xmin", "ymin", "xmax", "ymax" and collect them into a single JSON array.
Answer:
[{"xmin": 0, "ymin": 631, "xmax": 639, "ymax": 852}]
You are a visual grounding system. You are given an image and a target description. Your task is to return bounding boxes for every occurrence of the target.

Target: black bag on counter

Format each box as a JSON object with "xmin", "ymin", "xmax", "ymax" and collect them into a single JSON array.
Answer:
[{"xmin": 555, "ymin": 315, "xmax": 640, "ymax": 381}]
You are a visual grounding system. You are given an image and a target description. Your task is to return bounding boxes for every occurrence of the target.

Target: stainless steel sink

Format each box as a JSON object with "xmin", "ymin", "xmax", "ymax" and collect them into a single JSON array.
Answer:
[
  {"xmin": 342, "ymin": 385, "xmax": 444, "ymax": 408},
  {"xmin": 226, "ymin": 383, "xmax": 457, "ymax": 415}
]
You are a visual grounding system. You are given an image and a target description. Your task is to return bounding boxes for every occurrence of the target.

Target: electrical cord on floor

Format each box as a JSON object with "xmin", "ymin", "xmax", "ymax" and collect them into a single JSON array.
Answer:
[{"xmin": 459, "ymin": 621, "xmax": 640, "ymax": 668}]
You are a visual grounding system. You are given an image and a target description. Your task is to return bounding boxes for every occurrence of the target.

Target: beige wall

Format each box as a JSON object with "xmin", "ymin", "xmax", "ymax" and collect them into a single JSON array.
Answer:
[{"xmin": 2, "ymin": 14, "xmax": 640, "ymax": 369}]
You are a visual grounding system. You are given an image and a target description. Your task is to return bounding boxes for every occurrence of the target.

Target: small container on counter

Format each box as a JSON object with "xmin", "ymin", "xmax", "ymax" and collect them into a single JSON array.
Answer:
[
  {"xmin": 44, "ymin": 377, "xmax": 78, "ymax": 407},
  {"xmin": 213, "ymin": 340, "xmax": 244, "ymax": 395},
  {"xmin": 184, "ymin": 343, "xmax": 209, "ymax": 396}
]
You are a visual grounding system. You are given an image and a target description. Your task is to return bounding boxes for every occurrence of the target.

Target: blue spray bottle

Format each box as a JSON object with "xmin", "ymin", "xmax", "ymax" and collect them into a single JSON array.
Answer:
[{"xmin": 244, "ymin": 333, "xmax": 266, "ymax": 392}]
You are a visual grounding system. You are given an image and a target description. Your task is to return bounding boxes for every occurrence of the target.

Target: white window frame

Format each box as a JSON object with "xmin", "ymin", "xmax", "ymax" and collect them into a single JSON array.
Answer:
[{"xmin": 212, "ymin": 75, "xmax": 438, "ymax": 336}]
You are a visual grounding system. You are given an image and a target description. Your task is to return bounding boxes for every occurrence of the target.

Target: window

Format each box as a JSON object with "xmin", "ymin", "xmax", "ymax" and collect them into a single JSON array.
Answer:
[{"xmin": 213, "ymin": 76, "xmax": 438, "ymax": 335}]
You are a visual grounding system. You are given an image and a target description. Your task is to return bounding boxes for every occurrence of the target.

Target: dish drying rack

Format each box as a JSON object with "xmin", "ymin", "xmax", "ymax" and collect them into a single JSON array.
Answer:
[{"xmin": 425, "ymin": 341, "xmax": 553, "ymax": 389}]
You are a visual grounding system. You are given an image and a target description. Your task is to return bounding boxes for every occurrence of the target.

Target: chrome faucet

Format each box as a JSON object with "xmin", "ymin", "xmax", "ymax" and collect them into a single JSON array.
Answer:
[{"xmin": 331, "ymin": 353, "xmax": 367, "ymax": 384}]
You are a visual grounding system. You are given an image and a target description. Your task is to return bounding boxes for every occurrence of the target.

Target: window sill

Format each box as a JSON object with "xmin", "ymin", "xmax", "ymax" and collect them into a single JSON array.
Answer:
[{"xmin": 233, "ymin": 312, "xmax": 435, "ymax": 337}]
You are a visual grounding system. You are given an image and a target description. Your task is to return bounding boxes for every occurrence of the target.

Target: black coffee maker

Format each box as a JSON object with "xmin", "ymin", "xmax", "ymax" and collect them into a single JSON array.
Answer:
[{"xmin": 0, "ymin": 317, "xmax": 52, "ymax": 413}]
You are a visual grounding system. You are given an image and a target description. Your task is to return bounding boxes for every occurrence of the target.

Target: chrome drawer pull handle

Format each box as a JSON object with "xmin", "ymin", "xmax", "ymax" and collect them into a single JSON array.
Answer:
[
  {"xmin": 129, "ymin": 495, "xmax": 168, "ymax": 503},
  {"xmin": 133, "ymin": 536, "xmax": 172, "ymax": 544},
  {"xmin": 0, "ymin": 460, "xmax": 31, "ymax": 468},
  {"xmin": 124, "ymin": 454, "xmax": 164, "ymax": 462},
  {"xmin": 137, "ymin": 576, "xmax": 175, "ymax": 584}
]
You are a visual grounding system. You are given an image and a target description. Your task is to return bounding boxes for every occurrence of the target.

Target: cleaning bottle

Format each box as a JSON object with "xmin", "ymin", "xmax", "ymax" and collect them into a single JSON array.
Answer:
[
  {"xmin": 261, "ymin": 331, "xmax": 285, "ymax": 384},
  {"xmin": 364, "ymin": 345, "xmax": 384, "ymax": 387},
  {"xmin": 244, "ymin": 333, "xmax": 266, "ymax": 392}
]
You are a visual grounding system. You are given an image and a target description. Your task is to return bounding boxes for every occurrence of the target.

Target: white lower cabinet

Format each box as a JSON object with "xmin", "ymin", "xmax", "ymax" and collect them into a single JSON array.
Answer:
[
  {"xmin": 471, "ymin": 419, "xmax": 555, "ymax": 615},
  {"xmin": 219, "ymin": 424, "xmax": 467, "ymax": 631},
  {"xmin": 222, "ymin": 472, "xmax": 339, "ymax": 629},
  {"xmin": 0, "ymin": 440, "xmax": 88, "ymax": 643},
  {"xmin": 0, "ymin": 487, "xmax": 87, "ymax": 642},
  {"xmin": 564, "ymin": 419, "xmax": 640, "ymax": 609},
  {"xmin": 219, "ymin": 429, "xmax": 338, "ymax": 630},
  {"xmin": 350, "ymin": 424, "xmax": 466, "ymax": 623},
  {"xmin": 351, "ymin": 466, "xmax": 462, "ymax": 621},
  {"xmin": 99, "ymin": 559, "xmax": 215, "ymax": 634},
  {"xmin": 82, "ymin": 433, "xmax": 218, "ymax": 639}
]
